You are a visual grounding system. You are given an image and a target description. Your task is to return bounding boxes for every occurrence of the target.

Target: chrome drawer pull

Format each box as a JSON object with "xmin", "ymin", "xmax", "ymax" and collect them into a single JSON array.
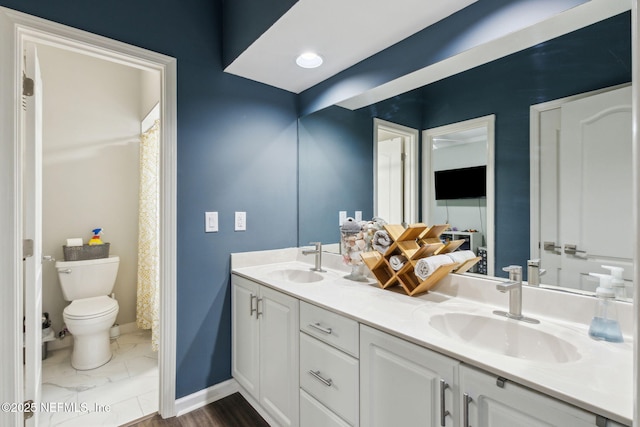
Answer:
[
  {"xmin": 308, "ymin": 322, "xmax": 332, "ymax": 335},
  {"xmin": 308, "ymin": 370, "xmax": 333, "ymax": 387},
  {"xmin": 257, "ymin": 297, "xmax": 263, "ymax": 318},
  {"xmin": 249, "ymin": 294, "xmax": 257, "ymax": 317},
  {"xmin": 463, "ymin": 393, "xmax": 473, "ymax": 427},
  {"xmin": 440, "ymin": 379, "xmax": 450, "ymax": 426}
]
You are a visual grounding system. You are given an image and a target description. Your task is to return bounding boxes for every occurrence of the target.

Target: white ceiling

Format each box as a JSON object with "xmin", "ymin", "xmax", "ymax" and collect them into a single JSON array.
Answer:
[{"xmin": 224, "ymin": 0, "xmax": 477, "ymax": 94}]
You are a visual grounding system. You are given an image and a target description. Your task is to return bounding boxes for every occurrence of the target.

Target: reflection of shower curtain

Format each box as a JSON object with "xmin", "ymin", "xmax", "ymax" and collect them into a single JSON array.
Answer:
[{"xmin": 136, "ymin": 119, "xmax": 160, "ymax": 351}]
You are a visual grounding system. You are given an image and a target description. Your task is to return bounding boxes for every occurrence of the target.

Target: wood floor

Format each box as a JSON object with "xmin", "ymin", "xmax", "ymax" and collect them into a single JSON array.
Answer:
[{"xmin": 124, "ymin": 393, "xmax": 269, "ymax": 427}]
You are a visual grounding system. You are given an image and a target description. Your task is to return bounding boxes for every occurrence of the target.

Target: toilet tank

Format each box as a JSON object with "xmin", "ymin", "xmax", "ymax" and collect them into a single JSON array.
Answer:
[{"xmin": 56, "ymin": 256, "xmax": 120, "ymax": 301}]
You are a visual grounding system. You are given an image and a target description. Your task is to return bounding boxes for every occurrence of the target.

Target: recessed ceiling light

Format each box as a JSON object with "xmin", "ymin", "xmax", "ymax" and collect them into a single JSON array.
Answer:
[{"xmin": 296, "ymin": 52, "xmax": 323, "ymax": 69}]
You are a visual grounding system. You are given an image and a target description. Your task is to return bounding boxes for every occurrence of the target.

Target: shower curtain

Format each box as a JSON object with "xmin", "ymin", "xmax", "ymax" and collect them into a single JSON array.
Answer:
[{"xmin": 136, "ymin": 119, "xmax": 160, "ymax": 351}]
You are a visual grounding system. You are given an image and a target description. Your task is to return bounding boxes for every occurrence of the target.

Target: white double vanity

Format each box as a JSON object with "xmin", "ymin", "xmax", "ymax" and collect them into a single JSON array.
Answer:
[{"xmin": 231, "ymin": 248, "xmax": 632, "ymax": 427}]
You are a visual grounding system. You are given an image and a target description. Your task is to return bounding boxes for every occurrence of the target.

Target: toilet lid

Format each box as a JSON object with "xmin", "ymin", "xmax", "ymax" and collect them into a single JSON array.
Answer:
[{"xmin": 64, "ymin": 296, "xmax": 118, "ymax": 319}]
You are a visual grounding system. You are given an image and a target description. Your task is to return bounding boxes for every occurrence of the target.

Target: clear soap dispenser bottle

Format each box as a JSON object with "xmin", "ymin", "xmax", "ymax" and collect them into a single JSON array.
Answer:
[{"xmin": 588, "ymin": 272, "xmax": 624, "ymax": 343}]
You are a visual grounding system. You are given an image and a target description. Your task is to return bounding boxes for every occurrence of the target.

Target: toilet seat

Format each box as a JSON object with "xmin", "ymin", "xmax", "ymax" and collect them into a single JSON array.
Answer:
[{"xmin": 64, "ymin": 296, "xmax": 118, "ymax": 320}]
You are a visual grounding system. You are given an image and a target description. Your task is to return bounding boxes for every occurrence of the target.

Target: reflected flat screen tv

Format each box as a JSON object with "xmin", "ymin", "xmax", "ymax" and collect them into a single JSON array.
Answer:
[{"xmin": 434, "ymin": 165, "xmax": 486, "ymax": 200}]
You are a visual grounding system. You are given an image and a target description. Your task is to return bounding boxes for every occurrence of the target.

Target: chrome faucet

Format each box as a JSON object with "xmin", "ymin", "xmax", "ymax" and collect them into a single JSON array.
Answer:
[
  {"xmin": 527, "ymin": 259, "xmax": 546, "ymax": 286},
  {"xmin": 302, "ymin": 242, "xmax": 326, "ymax": 272},
  {"xmin": 493, "ymin": 265, "xmax": 539, "ymax": 324}
]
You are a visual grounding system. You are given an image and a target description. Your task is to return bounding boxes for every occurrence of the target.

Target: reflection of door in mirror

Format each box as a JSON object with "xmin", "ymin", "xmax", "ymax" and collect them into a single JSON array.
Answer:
[
  {"xmin": 532, "ymin": 84, "xmax": 632, "ymax": 298},
  {"xmin": 374, "ymin": 119, "xmax": 419, "ymax": 225},
  {"xmin": 423, "ymin": 115, "xmax": 495, "ymax": 276}
]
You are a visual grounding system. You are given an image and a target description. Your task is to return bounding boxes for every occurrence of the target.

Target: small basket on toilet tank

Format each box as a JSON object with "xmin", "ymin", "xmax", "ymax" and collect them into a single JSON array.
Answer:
[{"xmin": 62, "ymin": 243, "xmax": 110, "ymax": 261}]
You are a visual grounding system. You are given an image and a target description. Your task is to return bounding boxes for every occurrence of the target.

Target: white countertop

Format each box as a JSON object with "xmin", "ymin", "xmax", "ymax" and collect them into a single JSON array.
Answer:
[{"xmin": 231, "ymin": 247, "xmax": 633, "ymax": 425}]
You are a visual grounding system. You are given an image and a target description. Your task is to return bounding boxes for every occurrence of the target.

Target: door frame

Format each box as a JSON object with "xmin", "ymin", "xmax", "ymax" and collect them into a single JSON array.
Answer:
[
  {"xmin": 373, "ymin": 118, "xmax": 419, "ymax": 225},
  {"xmin": 422, "ymin": 114, "xmax": 495, "ymax": 276},
  {"xmin": 0, "ymin": 7, "xmax": 177, "ymax": 425}
]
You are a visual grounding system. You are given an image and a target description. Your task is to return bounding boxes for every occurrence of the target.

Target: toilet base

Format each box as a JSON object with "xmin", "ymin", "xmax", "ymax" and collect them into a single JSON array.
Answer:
[{"xmin": 71, "ymin": 329, "xmax": 113, "ymax": 370}]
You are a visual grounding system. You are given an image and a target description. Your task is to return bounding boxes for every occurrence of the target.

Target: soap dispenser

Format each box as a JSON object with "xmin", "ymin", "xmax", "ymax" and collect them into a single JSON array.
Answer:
[
  {"xmin": 602, "ymin": 265, "xmax": 626, "ymax": 300},
  {"xmin": 588, "ymin": 272, "xmax": 624, "ymax": 343}
]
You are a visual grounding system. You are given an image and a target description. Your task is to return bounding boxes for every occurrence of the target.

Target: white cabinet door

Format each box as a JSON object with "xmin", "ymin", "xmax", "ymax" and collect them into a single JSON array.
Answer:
[
  {"xmin": 259, "ymin": 285, "xmax": 299, "ymax": 427},
  {"xmin": 460, "ymin": 365, "xmax": 599, "ymax": 427},
  {"xmin": 360, "ymin": 325, "xmax": 459, "ymax": 427},
  {"xmin": 231, "ymin": 276, "xmax": 260, "ymax": 399},
  {"xmin": 232, "ymin": 275, "xmax": 299, "ymax": 427}
]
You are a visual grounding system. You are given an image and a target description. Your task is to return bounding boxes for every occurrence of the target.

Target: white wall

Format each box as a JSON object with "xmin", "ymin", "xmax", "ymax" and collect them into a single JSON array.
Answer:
[
  {"xmin": 38, "ymin": 45, "xmax": 148, "ymax": 337},
  {"xmin": 430, "ymin": 140, "xmax": 487, "ymax": 243},
  {"xmin": 140, "ymin": 69, "xmax": 160, "ymax": 120}
]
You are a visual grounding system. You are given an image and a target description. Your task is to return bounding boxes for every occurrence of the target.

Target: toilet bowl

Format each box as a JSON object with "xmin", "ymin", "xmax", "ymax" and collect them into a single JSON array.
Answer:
[
  {"xmin": 63, "ymin": 296, "xmax": 119, "ymax": 370},
  {"xmin": 56, "ymin": 256, "xmax": 120, "ymax": 370}
]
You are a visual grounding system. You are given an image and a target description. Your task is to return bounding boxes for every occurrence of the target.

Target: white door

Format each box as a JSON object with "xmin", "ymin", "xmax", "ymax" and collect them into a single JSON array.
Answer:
[
  {"xmin": 558, "ymin": 86, "xmax": 632, "ymax": 292},
  {"xmin": 376, "ymin": 137, "xmax": 403, "ymax": 224},
  {"xmin": 360, "ymin": 325, "xmax": 458, "ymax": 427},
  {"xmin": 23, "ymin": 42, "xmax": 44, "ymax": 427}
]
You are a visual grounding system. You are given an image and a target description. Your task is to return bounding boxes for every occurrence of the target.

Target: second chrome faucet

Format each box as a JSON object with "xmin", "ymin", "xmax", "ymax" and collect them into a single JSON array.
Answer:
[
  {"xmin": 302, "ymin": 242, "xmax": 326, "ymax": 272},
  {"xmin": 493, "ymin": 265, "xmax": 539, "ymax": 324}
]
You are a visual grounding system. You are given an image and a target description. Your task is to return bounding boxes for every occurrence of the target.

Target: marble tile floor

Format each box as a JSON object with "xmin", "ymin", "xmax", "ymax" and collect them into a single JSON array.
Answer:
[{"xmin": 39, "ymin": 329, "xmax": 159, "ymax": 427}]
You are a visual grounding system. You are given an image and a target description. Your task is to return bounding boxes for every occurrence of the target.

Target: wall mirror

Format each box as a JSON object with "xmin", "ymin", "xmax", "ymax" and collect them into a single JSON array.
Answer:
[
  {"xmin": 423, "ymin": 115, "xmax": 495, "ymax": 276},
  {"xmin": 297, "ymin": 7, "xmax": 631, "ymax": 298}
]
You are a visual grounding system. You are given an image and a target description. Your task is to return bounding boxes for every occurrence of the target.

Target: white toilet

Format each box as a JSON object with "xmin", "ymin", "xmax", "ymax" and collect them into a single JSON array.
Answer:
[{"xmin": 56, "ymin": 256, "xmax": 120, "ymax": 370}]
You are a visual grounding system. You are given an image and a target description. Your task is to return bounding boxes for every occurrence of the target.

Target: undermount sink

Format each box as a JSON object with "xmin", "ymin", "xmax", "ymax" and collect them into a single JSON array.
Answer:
[
  {"xmin": 429, "ymin": 312, "xmax": 581, "ymax": 363},
  {"xmin": 265, "ymin": 268, "xmax": 325, "ymax": 283}
]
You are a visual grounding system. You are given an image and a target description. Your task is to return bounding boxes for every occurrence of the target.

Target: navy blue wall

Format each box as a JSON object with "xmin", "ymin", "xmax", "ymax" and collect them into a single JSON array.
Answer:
[
  {"xmin": 298, "ymin": 106, "xmax": 373, "ymax": 245},
  {"xmin": 298, "ymin": 95, "xmax": 424, "ymax": 246},
  {"xmin": 0, "ymin": 0, "xmax": 298, "ymax": 398}
]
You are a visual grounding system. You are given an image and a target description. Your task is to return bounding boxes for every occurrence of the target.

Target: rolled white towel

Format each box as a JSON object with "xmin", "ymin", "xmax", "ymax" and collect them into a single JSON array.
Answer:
[
  {"xmin": 414, "ymin": 255, "xmax": 455, "ymax": 281},
  {"xmin": 372, "ymin": 230, "xmax": 392, "ymax": 254},
  {"xmin": 389, "ymin": 255, "xmax": 407, "ymax": 271},
  {"xmin": 446, "ymin": 250, "xmax": 476, "ymax": 264}
]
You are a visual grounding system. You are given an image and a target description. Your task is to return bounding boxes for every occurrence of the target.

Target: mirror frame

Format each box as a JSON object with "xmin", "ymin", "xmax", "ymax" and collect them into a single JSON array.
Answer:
[{"xmin": 422, "ymin": 115, "xmax": 495, "ymax": 276}]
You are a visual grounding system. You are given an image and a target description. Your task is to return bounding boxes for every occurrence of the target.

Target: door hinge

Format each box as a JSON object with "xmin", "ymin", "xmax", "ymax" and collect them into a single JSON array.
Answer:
[
  {"xmin": 23, "ymin": 72, "xmax": 34, "ymax": 97},
  {"xmin": 23, "ymin": 400, "xmax": 34, "ymax": 420},
  {"xmin": 23, "ymin": 239, "xmax": 34, "ymax": 261},
  {"xmin": 496, "ymin": 376, "xmax": 508, "ymax": 388}
]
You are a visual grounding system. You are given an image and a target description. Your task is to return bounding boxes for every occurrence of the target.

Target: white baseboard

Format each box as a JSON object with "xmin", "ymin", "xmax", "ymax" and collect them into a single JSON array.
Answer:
[
  {"xmin": 117, "ymin": 321, "xmax": 140, "ymax": 335},
  {"xmin": 174, "ymin": 378, "xmax": 239, "ymax": 417}
]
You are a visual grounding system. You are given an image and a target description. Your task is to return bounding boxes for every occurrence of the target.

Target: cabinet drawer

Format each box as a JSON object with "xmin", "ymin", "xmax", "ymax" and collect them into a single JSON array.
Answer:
[
  {"xmin": 300, "ymin": 301, "xmax": 359, "ymax": 357},
  {"xmin": 300, "ymin": 333, "xmax": 359, "ymax": 426},
  {"xmin": 300, "ymin": 389, "xmax": 351, "ymax": 427}
]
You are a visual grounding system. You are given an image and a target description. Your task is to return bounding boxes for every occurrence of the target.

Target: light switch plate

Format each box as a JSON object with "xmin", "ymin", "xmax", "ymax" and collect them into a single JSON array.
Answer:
[
  {"xmin": 205, "ymin": 212, "xmax": 218, "ymax": 232},
  {"xmin": 235, "ymin": 211, "xmax": 246, "ymax": 231},
  {"xmin": 339, "ymin": 211, "xmax": 347, "ymax": 225},
  {"xmin": 355, "ymin": 211, "xmax": 362, "ymax": 222}
]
